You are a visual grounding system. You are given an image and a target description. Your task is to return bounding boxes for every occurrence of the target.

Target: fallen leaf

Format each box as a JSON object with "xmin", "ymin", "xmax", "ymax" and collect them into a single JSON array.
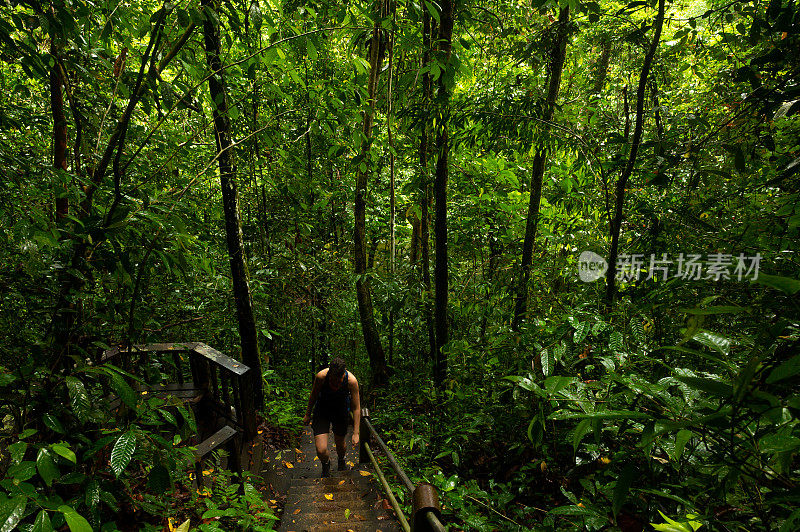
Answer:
[
  {"xmin": 347, "ymin": 461, "xmax": 355, "ymax": 467},
  {"xmin": 269, "ymin": 500, "xmax": 276, "ymax": 504},
  {"xmin": 284, "ymin": 461, "xmax": 294, "ymax": 468},
  {"xmin": 324, "ymin": 493, "xmax": 334, "ymax": 500},
  {"xmin": 338, "ymin": 480, "xmax": 346, "ymax": 485},
  {"xmin": 359, "ymin": 470, "xmax": 370, "ymax": 477},
  {"xmin": 293, "ymin": 509, "xmax": 301, "ymax": 515},
  {"xmin": 295, "ymin": 448, "xmax": 302, "ymax": 453},
  {"xmin": 382, "ymin": 499, "xmax": 391, "ymax": 510},
  {"xmin": 314, "ymin": 456, "xmax": 319, "ymax": 461}
]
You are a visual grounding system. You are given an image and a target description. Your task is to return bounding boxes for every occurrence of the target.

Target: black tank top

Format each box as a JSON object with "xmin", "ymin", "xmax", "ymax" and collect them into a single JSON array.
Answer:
[{"xmin": 317, "ymin": 371, "xmax": 350, "ymax": 413}]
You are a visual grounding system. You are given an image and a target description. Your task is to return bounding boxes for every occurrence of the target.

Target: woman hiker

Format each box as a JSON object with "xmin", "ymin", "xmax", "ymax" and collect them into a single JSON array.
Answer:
[{"xmin": 303, "ymin": 357, "xmax": 361, "ymax": 477}]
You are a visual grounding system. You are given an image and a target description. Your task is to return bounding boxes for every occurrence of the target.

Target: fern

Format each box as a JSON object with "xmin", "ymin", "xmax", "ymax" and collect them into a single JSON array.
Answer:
[
  {"xmin": 609, "ymin": 331, "xmax": 624, "ymax": 353},
  {"xmin": 110, "ymin": 430, "xmax": 137, "ymax": 478}
]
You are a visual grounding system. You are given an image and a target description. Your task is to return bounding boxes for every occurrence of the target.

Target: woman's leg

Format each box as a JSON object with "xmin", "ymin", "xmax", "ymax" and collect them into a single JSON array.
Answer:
[{"xmin": 314, "ymin": 432, "xmax": 330, "ymax": 462}]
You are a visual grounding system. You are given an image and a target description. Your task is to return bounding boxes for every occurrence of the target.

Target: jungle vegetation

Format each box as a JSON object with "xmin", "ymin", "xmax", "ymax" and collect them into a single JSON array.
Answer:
[{"xmin": 0, "ymin": 0, "xmax": 799, "ymax": 529}]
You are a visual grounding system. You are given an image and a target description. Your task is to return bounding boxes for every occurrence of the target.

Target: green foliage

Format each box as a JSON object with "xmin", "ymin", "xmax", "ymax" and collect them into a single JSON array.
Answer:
[{"xmin": 2, "ymin": 0, "xmax": 799, "ymax": 528}]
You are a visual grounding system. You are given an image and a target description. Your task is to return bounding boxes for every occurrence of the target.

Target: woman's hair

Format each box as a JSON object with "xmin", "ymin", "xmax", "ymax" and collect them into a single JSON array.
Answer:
[{"xmin": 329, "ymin": 357, "xmax": 346, "ymax": 380}]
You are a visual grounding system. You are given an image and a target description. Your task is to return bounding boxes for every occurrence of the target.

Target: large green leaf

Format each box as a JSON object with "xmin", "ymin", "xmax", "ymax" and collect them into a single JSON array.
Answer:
[
  {"xmin": 36, "ymin": 448, "xmax": 60, "ymax": 487},
  {"xmin": 51, "ymin": 444, "xmax": 77, "ymax": 464},
  {"xmin": 753, "ymin": 273, "xmax": 800, "ymax": 295},
  {"xmin": 110, "ymin": 431, "xmax": 137, "ymax": 478},
  {"xmin": 65, "ymin": 376, "xmax": 91, "ymax": 423},
  {"xmin": 574, "ymin": 321, "xmax": 589, "ymax": 344},
  {"xmin": 766, "ymin": 355, "xmax": 800, "ymax": 384},
  {"xmin": 692, "ymin": 330, "xmax": 731, "ymax": 356},
  {"xmin": 42, "ymin": 414, "xmax": 65, "ymax": 434},
  {"xmin": 674, "ymin": 376, "xmax": 733, "ymax": 397},
  {"xmin": 148, "ymin": 462, "xmax": 171, "ymax": 494},
  {"xmin": 7, "ymin": 461, "xmax": 36, "ymax": 481},
  {"xmin": 109, "ymin": 372, "xmax": 137, "ymax": 409},
  {"xmin": 613, "ymin": 465, "xmax": 636, "ymax": 517},
  {"xmin": 0, "ymin": 497, "xmax": 26, "ymax": 532},
  {"xmin": 58, "ymin": 506, "xmax": 92, "ymax": 532},
  {"xmin": 31, "ymin": 510, "xmax": 53, "ymax": 532},
  {"xmin": 550, "ymin": 410, "xmax": 651, "ymax": 421}
]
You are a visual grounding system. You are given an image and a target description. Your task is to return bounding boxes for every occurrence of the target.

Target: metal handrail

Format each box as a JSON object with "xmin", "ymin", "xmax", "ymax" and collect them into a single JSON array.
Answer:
[
  {"xmin": 363, "ymin": 440, "xmax": 412, "ymax": 532},
  {"xmin": 358, "ymin": 409, "xmax": 447, "ymax": 532},
  {"xmin": 363, "ymin": 417, "xmax": 414, "ymax": 492}
]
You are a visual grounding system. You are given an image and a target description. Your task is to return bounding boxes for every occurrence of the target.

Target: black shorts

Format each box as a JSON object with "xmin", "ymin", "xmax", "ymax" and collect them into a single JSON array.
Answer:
[{"xmin": 312, "ymin": 405, "xmax": 349, "ymax": 437}]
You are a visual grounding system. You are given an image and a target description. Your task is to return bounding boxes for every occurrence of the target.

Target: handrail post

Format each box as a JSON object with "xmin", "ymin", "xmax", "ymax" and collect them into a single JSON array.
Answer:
[
  {"xmin": 412, "ymin": 483, "xmax": 443, "ymax": 532},
  {"xmin": 359, "ymin": 407, "xmax": 371, "ymax": 464}
]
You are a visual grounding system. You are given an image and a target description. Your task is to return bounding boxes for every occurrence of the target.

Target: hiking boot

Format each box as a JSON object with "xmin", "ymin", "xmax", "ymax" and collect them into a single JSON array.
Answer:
[
  {"xmin": 338, "ymin": 458, "xmax": 348, "ymax": 471},
  {"xmin": 321, "ymin": 459, "xmax": 330, "ymax": 478}
]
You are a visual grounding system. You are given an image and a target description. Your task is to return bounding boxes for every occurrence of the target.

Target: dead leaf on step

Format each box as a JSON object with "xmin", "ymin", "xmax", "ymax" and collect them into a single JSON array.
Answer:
[
  {"xmin": 293, "ymin": 508, "xmax": 301, "ymax": 515},
  {"xmin": 324, "ymin": 493, "xmax": 334, "ymax": 500},
  {"xmin": 338, "ymin": 480, "xmax": 346, "ymax": 485},
  {"xmin": 359, "ymin": 470, "xmax": 370, "ymax": 476},
  {"xmin": 284, "ymin": 461, "xmax": 294, "ymax": 468}
]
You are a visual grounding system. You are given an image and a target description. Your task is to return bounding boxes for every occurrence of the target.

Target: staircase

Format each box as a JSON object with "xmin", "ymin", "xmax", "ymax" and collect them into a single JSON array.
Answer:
[{"xmin": 275, "ymin": 424, "xmax": 402, "ymax": 532}]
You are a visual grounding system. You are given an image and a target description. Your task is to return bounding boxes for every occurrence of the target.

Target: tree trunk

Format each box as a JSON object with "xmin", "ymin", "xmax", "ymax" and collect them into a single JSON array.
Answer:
[
  {"xmin": 512, "ymin": 7, "xmax": 570, "ymax": 331},
  {"xmin": 605, "ymin": 0, "xmax": 666, "ymax": 308},
  {"xmin": 419, "ymin": 4, "xmax": 437, "ymax": 363},
  {"xmin": 433, "ymin": 0, "xmax": 454, "ymax": 387},
  {"xmin": 354, "ymin": 0, "xmax": 389, "ymax": 386},
  {"xmin": 50, "ymin": 45, "xmax": 68, "ymax": 220},
  {"xmin": 387, "ymin": 18, "xmax": 396, "ymax": 368},
  {"xmin": 202, "ymin": 0, "xmax": 263, "ymax": 436}
]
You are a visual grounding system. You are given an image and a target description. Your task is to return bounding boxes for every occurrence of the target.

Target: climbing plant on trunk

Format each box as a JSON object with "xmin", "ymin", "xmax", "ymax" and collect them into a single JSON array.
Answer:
[
  {"xmin": 433, "ymin": 0, "xmax": 455, "ymax": 387},
  {"xmin": 353, "ymin": 0, "xmax": 389, "ymax": 386},
  {"xmin": 202, "ymin": 0, "xmax": 263, "ymax": 432},
  {"xmin": 512, "ymin": 6, "xmax": 571, "ymax": 333}
]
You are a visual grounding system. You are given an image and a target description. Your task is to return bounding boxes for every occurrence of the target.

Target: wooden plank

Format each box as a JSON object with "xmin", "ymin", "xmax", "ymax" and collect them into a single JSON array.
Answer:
[
  {"xmin": 101, "ymin": 342, "xmax": 199, "ymax": 362},
  {"xmin": 193, "ymin": 425, "xmax": 238, "ymax": 458},
  {"xmin": 192, "ymin": 343, "xmax": 250, "ymax": 376},
  {"xmin": 101, "ymin": 346, "xmax": 122, "ymax": 361}
]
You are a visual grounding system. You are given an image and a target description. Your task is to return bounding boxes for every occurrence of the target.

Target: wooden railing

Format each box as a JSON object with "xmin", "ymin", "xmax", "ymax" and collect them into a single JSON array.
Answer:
[
  {"xmin": 358, "ymin": 408, "xmax": 447, "ymax": 532},
  {"xmin": 101, "ymin": 342, "xmax": 256, "ymax": 485}
]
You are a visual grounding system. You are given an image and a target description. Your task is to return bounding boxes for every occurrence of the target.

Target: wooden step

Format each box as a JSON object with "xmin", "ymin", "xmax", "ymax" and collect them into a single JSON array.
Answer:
[
  {"xmin": 285, "ymin": 499, "xmax": 374, "ymax": 514},
  {"xmin": 279, "ymin": 519, "xmax": 401, "ymax": 532},
  {"xmin": 194, "ymin": 424, "xmax": 238, "ymax": 459}
]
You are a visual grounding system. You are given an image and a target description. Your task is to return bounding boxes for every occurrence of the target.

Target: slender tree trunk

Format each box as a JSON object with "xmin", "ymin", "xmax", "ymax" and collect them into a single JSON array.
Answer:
[
  {"xmin": 419, "ymin": 3, "xmax": 437, "ymax": 363},
  {"xmin": 50, "ymin": 45, "xmax": 68, "ymax": 220},
  {"xmin": 387, "ymin": 18, "xmax": 396, "ymax": 368},
  {"xmin": 433, "ymin": 0, "xmax": 454, "ymax": 387},
  {"xmin": 512, "ymin": 6, "xmax": 570, "ymax": 331},
  {"xmin": 605, "ymin": 0, "xmax": 666, "ymax": 308},
  {"xmin": 354, "ymin": 0, "xmax": 389, "ymax": 385},
  {"xmin": 586, "ymin": 35, "xmax": 610, "ymax": 126},
  {"xmin": 202, "ymin": 0, "xmax": 263, "ymax": 435}
]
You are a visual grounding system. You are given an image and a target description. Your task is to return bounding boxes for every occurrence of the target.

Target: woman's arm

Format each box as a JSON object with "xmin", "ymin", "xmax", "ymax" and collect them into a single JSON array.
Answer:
[
  {"xmin": 303, "ymin": 373, "xmax": 323, "ymax": 424},
  {"xmin": 350, "ymin": 376, "xmax": 361, "ymax": 445}
]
